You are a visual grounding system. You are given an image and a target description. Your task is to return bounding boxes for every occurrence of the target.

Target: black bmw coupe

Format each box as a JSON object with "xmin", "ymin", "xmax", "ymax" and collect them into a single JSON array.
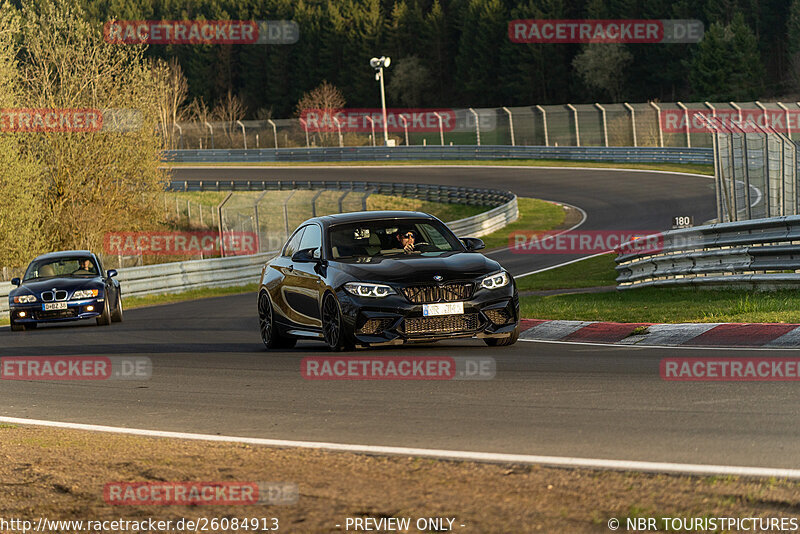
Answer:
[
  {"xmin": 257, "ymin": 211, "xmax": 519, "ymax": 350},
  {"xmin": 8, "ymin": 250, "xmax": 123, "ymax": 331}
]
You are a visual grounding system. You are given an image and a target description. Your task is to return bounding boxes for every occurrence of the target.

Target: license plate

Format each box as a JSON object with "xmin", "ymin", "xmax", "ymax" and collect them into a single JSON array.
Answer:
[
  {"xmin": 423, "ymin": 302, "xmax": 464, "ymax": 316},
  {"xmin": 43, "ymin": 302, "xmax": 67, "ymax": 311}
]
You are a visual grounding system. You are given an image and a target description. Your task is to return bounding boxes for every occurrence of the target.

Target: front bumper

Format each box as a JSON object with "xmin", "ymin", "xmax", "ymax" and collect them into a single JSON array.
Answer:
[
  {"xmin": 9, "ymin": 298, "xmax": 104, "ymax": 324},
  {"xmin": 337, "ymin": 284, "xmax": 519, "ymax": 346}
]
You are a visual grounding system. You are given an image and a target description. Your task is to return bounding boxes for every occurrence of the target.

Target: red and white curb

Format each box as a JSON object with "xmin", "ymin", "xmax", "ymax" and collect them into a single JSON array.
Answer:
[{"xmin": 519, "ymin": 319, "xmax": 800, "ymax": 348}]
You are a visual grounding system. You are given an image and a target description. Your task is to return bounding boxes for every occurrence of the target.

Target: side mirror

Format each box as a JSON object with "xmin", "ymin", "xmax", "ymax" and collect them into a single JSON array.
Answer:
[
  {"xmin": 107, "ymin": 269, "xmax": 118, "ymax": 278},
  {"xmin": 461, "ymin": 238, "xmax": 485, "ymax": 251},
  {"xmin": 10, "ymin": 277, "xmax": 20, "ymax": 287},
  {"xmin": 291, "ymin": 248, "xmax": 319, "ymax": 263}
]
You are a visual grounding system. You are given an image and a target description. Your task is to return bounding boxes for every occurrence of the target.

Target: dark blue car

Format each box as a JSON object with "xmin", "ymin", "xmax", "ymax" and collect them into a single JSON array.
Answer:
[{"xmin": 8, "ymin": 250, "xmax": 123, "ymax": 331}]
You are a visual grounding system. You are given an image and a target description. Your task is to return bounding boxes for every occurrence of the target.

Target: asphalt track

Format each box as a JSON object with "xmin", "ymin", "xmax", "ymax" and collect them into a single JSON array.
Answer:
[{"xmin": 7, "ymin": 166, "xmax": 798, "ymax": 470}]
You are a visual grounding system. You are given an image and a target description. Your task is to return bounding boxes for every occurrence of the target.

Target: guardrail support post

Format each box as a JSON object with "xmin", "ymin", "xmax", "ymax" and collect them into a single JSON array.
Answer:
[
  {"xmin": 566, "ymin": 104, "xmax": 580, "ymax": 147},
  {"xmin": 501, "ymin": 106, "xmax": 515, "ymax": 146},
  {"xmin": 535, "ymin": 105, "xmax": 548, "ymax": 147}
]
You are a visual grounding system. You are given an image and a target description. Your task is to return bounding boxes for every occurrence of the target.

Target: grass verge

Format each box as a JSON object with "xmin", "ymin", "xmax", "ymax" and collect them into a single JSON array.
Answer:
[
  {"xmin": 521, "ymin": 288, "xmax": 800, "ymax": 324},
  {"xmin": 479, "ymin": 197, "xmax": 568, "ymax": 250},
  {"xmin": 516, "ymin": 253, "xmax": 617, "ymax": 291},
  {"xmin": 0, "ymin": 425, "xmax": 795, "ymax": 533},
  {"xmin": 164, "ymin": 159, "xmax": 714, "ymax": 176}
]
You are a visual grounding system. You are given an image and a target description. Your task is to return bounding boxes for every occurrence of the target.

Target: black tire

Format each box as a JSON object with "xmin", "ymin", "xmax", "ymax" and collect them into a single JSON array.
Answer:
[
  {"xmin": 111, "ymin": 291, "xmax": 123, "ymax": 323},
  {"xmin": 258, "ymin": 291, "xmax": 296, "ymax": 350},
  {"xmin": 96, "ymin": 298, "xmax": 111, "ymax": 326},
  {"xmin": 321, "ymin": 292, "xmax": 354, "ymax": 351},
  {"xmin": 484, "ymin": 326, "xmax": 519, "ymax": 347}
]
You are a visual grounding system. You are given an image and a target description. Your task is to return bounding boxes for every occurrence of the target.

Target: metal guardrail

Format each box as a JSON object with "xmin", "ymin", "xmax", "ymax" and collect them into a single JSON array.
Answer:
[
  {"xmin": 163, "ymin": 145, "xmax": 712, "ymax": 165},
  {"xmin": 616, "ymin": 215, "xmax": 800, "ymax": 289},
  {"xmin": 3, "ymin": 183, "xmax": 518, "ymax": 314},
  {"xmin": 169, "ymin": 179, "xmax": 515, "ymax": 207}
]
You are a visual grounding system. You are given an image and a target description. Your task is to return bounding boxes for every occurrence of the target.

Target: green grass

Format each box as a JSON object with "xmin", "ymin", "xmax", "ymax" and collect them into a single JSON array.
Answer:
[
  {"xmin": 515, "ymin": 253, "xmax": 617, "ymax": 291},
  {"xmin": 520, "ymin": 288, "xmax": 800, "ymax": 323},
  {"xmin": 121, "ymin": 284, "xmax": 259, "ymax": 310},
  {"xmin": 479, "ymin": 198, "xmax": 567, "ymax": 250},
  {"xmin": 164, "ymin": 159, "xmax": 713, "ymax": 176}
]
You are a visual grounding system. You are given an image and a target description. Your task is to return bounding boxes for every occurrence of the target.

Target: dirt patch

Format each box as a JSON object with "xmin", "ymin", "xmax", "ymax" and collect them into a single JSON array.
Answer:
[{"xmin": 1, "ymin": 426, "xmax": 799, "ymax": 533}]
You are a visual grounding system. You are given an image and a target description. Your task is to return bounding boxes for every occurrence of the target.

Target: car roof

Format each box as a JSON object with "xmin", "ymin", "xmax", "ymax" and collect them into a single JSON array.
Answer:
[
  {"xmin": 312, "ymin": 210, "xmax": 437, "ymax": 228},
  {"xmin": 31, "ymin": 250, "xmax": 95, "ymax": 262}
]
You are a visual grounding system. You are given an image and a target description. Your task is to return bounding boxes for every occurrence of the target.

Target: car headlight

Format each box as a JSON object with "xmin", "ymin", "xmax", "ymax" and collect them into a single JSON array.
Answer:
[
  {"xmin": 344, "ymin": 282, "xmax": 396, "ymax": 298},
  {"xmin": 72, "ymin": 289, "xmax": 99, "ymax": 299},
  {"xmin": 13, "ymin": 295, "xmax": 36, "ymax": 304},
  {"xmin": 480, "ymin": 271, "xmax": 510, "ymax": 290}
]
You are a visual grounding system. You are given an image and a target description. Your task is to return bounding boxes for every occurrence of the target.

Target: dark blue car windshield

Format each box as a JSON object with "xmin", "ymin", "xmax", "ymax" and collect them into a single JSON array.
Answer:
[{"xmin": 23, "ymin": 257, "xmax": 99, "ymax": 280}]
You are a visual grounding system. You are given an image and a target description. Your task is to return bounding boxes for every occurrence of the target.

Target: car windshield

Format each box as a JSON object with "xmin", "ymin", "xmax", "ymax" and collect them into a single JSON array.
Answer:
[
  {"xmin": 328, "ymin": 220, "xmax": 462, "ymax": 260},
  {"xmin": 23, "ymin": 257, "xmax": 98, "ymax": 280}
]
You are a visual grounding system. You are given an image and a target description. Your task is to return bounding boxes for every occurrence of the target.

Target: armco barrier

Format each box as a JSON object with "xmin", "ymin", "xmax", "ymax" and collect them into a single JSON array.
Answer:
[
  {"xmin": 616, "ymin": 215, "xmax": 800, "ymax": 289},
  {"xmin": 2, "ymin": 185, "xmax": 517, "ymax": 315},
  {"xmin": 163, "ymin": 145, "xmax": 713, "ymax": 165}
]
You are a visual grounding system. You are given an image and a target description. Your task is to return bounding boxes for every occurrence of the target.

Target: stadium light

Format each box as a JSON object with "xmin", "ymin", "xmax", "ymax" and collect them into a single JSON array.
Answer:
[{"xmin": 369, "ymin": 56, "xmax": 392, "ymax": 146}]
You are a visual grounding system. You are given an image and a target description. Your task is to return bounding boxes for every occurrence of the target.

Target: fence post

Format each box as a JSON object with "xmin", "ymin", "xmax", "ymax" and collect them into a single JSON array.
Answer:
[
  {"xmin": 217, "ymin": 192, "xmax": 233, "ymax": 258},
  {"xmin": 333, "ymin": 116, "xmax": 343, "ymax": 147},
  {"xmin": 623, "ymin": 102, "xmax": 636, "ymax": 147},
  {"xmin": 566, "ymin": 104, "xmax": 580, "ymax": 146},
  {"xmin": 311, "ymin": 189, "xmax": 325, "ymax": 217},
  {"xmin": 204, "ymin": 121, "xmax": 214, "ymax": 149},
  {"xmin": 536, "ymin": 105, "xmax": 548, "ymax": 147},
  {"xmin": 299, "ymin": 118, "xmax": 309, "ymax": 148},
  {"xmin": 366, "ymin": 116, "xmax": 376, "ymax": 146},
  {"xmin": 399, "ymin": 115, "xmax": 409, "ymax": 145},
  {"xmin": 468, "ymin": 108, "xmax": 481, "ymax": 146},
  {"xmin": 267, "ymin": 119, "xmax": 278, "ymax": 149},
  {"xmin": 283, "ymin": 190, "xmax": 297, "ymax": 240},
  {"xmin": 649, "ymin": 102, "xmax": 664, "ymax": 148},
  {"xmin": 777, "ymin": 102, "xmax": 791, "ymax": 139},
  {"xmin": 501, "ymin": 106, "xmax": 515, "ymax": 146},
  {"xmin": 595, "ymin": 103, "xmax": 608, "ymax": 147},
  {"xmin": 676, "ymin": 102, "xmax": 690, "ymax": 148},
  {"xmin": 236, "ymin": 120, "xmax": 247, "ymax": 149},
  {"xmin": 433, "ymin": 112, "xmax": 444, "ymax": 145}
]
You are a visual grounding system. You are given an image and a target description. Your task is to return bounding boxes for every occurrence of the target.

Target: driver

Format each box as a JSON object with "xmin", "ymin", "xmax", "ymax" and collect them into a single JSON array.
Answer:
[
  {"xmin": 395, "ymin": 227, "xmax": 417, "ymax": 254},
  {"xmin": 74, "ymin": 259, "xmax": 96, "ymax": 274}
]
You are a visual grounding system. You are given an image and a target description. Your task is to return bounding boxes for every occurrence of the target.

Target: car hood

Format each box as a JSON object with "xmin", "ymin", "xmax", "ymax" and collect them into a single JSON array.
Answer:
[
  {"xmin": 10, "ymin": 277, "xmax": 104, "ymax": 297},
  {"xmin": 334, "ymin": 252, "xmax": 502, "ymax": 284}
]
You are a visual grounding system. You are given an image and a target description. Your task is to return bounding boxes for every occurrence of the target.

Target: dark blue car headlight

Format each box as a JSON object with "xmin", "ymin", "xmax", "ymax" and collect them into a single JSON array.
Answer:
[
  {"xmin": 72, "ymin": 289, "xmax": 100, "ymax": 299},
  {"xmin": 13, "ymin": 294, "xmax": 37, "ymax": 304}
]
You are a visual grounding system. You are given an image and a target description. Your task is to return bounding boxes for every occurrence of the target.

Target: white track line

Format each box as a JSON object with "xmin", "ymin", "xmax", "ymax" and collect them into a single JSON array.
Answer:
[
  {"xmin": 519, "ymin": 338, "xmax": 800, "ymax": 351},
  {"xmin": 0, "ymin": 416, "xmax": 796, "ymax": 479}
]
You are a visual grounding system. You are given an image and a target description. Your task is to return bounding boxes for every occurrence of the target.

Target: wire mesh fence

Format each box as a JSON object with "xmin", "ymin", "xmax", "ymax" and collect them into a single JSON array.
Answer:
[{"xmin": 162, "ymin": 101, "xmax": 800, "ymax": 150}]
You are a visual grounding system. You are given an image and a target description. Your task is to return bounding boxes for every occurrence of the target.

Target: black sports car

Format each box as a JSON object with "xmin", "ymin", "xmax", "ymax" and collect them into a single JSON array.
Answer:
[
  {"xmin": 8, "ymin": 250, "xmax": 123, "ymax": 331},
  {"xmin": 257, "ymin": 211, "xmax": 519, "ymax": 350}
]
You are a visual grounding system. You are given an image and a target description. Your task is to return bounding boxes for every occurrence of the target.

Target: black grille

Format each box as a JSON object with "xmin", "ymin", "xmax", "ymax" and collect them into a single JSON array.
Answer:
[
  {"xmin": 401, "ymin": 283, "xmax": 474, "ymax": 304},
  {"xmin": 485, "ymin": 308, "xmax": 513, "ymax": 325},
  {"xmin": 36, "ymin": 308, "xmax": 77, "ymax": 320},
  {"xmin": 402, "ymin": 314, "xmax": 479, "ymax": 336},
  {"xmin": 41, "ymin": 290, "xmax": 67, "ymax": 302},
  {"xmin": 358, "ymin": 318, "xmax": 394, "ymax": 335}
]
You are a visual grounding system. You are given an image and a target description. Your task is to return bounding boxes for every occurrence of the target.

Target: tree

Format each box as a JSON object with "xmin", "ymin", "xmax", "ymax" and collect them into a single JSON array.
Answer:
[
  {"xmin": 12, "ymin": 0, "xmax": 167, "ymax": 258},
  {"xmin": 152, "ymin": 58, "xmax": 188, "ymax": 150},
  {"xmin": 387, "ymin": 56, "xmax": 433, "ymax": 107},
  {"xmin": 688, "ymin": 15, "xmax": 763, "ymax": 100},
  {"xmin": 295, "ymin": 80, "xmax": 345, "ymax": 146},
  {"xmin": 572, "ymin": 43, "xmax": 633, "ymax": 101}
]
